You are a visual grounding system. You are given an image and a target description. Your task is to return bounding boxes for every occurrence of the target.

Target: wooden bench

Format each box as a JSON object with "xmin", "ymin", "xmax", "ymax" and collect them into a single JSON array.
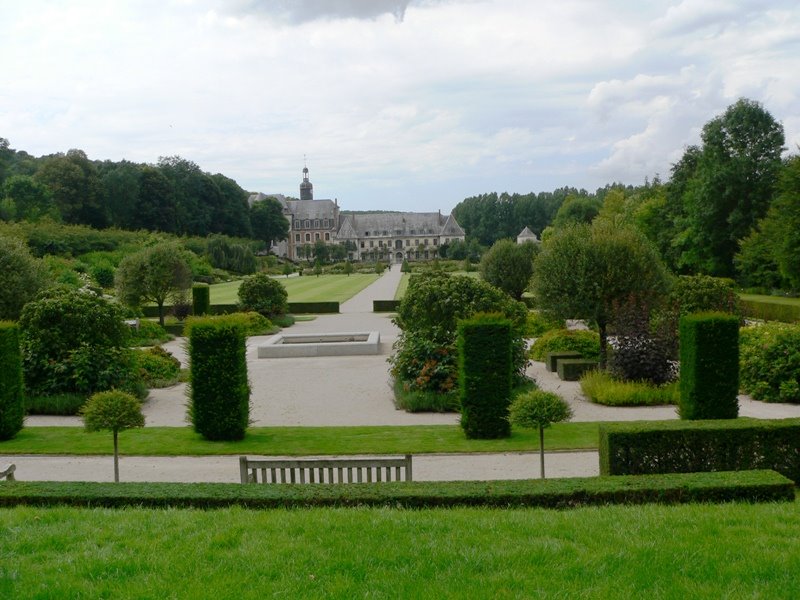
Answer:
[
  {"xmin": 239, "ymin": 455, "xmax": 412, "ymax": 484},
  {"xmin": 1, "ymin": 464, "xmax": 15, "ymax": 481}
]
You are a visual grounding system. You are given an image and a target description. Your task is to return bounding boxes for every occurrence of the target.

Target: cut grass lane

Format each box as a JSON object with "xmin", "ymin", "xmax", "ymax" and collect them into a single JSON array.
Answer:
[
  {"xmin": 1, "ymin": 422, "xmax": 599, "ymax": 456},
  {"xmin": 210, "ymin": 273, "xmax": 379, "ymax": 304}
]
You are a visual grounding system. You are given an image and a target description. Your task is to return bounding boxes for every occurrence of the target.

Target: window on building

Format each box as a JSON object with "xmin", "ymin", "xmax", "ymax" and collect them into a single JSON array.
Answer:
[
  {"xmin": 314, "ymin": 220, "xmax": 320, "ymax": 228},
  {"xmin": 323, "ymin": 219, "xmax": 328, "ymax": 228},
  {"xmin": 382, "ymin": 230, "xmax": 388, "ymax": 236},
  {"xmin": 415, "ymin": 239, "xmax": 419, "ymax": 246},
  {"xmin": 370, "ymin": 241, "xmax": 374, "ymax": 248},
  {"xmin": 295, "ymin": 220, "xmax": 301, "ymax": 229},
  {"xmin": 433, "ymin": 239, "xmax": 438, "ymax": 246},
  {"xmin": 305, "ymin": 233, "xmax": 311, "ymax": 242},
  {"xmin": 395, "ymin": 229, "xmax": 402, "ymax": 235},
  {"xmin": 304, "ymin": 220, "xmax": 310, "ymax": 229},
  {"xmin": 365, "ymin": 231, "xmax": 369, "ymax": 236},
  {"xmin": 295, "ymin": 234, "xmax": 300, "ymax": 242},
  {"xmin": 325, "ymin": 233, "xmax": 330, "ymax": 241},
  {"xmin": 360, "ymin": 241, "xmax": 365, "ymax": 248},
  {"xmin": 424, "ymin": 239, "xmax": 429, "ymax": 246},
  {"xmin": 315, "ymin": 233, "xmax": 320, "ymax": 241},
  {"xmin": 378, "ymin": 240, "xmax": 383, "ymax": 247},
  {"xmin": 405, "ymin": 239, "xmax": 410, "ymax": 247}
]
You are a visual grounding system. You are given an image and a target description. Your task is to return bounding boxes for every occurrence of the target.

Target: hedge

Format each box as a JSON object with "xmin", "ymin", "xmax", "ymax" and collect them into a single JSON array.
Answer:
[
  {"xmin": 557, "ymin": 359, "xmax": 597, "ymax": 382},
  {"xmin": 679, "ymin": 312, "xmax": 739, "ymax": 419},
  {"xmin": 188, "ymin": 317, "xmax": 250, "ymax": 441},
  {"xmin": 373, "ymin": 300, "xmax": 401, "ymax": 312},
  {"xmin": 599, "ymin": 418, "xmax": 800, "ymax": 483},
  {"xmin": 458, "ymin": 314, "xmax": 512, "ymax": 439},
  {"xmin": 287, "ymin": 301, "xmax": 339, "ymax": 314},
  {"xmin": 0, "ymin": 321, "xmax": 24, "ymax": 440},
  {"xmin": 740, "ymin": 299, "xmax": 800, "ymax": 323},
  {"xmin": 192, "ymin": 284, "xmax": 210, "ymax": 316},
  {"xmin": 0, "ymin": 470, "xmax": 791, "ymax": 509}
]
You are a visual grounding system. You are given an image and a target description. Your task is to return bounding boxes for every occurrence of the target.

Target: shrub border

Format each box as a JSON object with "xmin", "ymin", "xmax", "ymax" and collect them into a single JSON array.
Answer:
[{"xmin": 0, "ymin": 470, "xmax": 791, "ymax": 509}]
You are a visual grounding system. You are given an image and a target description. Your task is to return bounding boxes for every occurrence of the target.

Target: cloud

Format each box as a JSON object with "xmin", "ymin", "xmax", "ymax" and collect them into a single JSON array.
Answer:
[{"xmin": 223, "ymin": 0, "xmax": 414, "ymax": 23}]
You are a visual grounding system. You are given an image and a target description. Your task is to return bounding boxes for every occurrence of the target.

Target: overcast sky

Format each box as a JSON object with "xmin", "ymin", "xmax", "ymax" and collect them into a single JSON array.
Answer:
[{"xmin": 2, "ymin": 1, "xmax": 799, "ymax": 212}]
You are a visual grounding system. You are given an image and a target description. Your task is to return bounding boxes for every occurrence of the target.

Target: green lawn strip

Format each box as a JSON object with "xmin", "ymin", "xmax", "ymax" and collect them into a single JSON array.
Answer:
[
  {"xmin": 394, "ymin": 272, "xmax": 410, "ymax": 299},
  {"xmin": 739, "ymin": 293, "xmax": 800, "ymax": 306},
  {"xmin": 1, "ymin": 423, "xmax": 599, "ymax": 456},
  {"xmin": 0, "ymin": 470, "xmax": 791, "ymax": 509},
  {"xmin": 2, "ymin": 481, "xmax": 799, "ymax": 598},
  {"xmin": 209, "ymin": 273, "xmax": 379, "ymax": 304}
]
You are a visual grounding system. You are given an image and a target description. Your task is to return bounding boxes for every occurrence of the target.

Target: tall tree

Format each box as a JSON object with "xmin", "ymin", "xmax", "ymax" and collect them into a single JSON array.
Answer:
[
  {"xmin": 35, "ymin": 149, "xmax": 106, "ymax": 228},
  {"xmin": 533, "ymin": 221, "xmax": 671, "ymax": 368},
  {"xmin": 1, "ymin": 175, "xmax": 55, "ymax": 221},
  {"xmin": 249, "ymin": 196, "xmax": 288, "ymax": 248},
  {"xmin": 678, "ymin": 99, "xmax": 785, "ymax": 276}
]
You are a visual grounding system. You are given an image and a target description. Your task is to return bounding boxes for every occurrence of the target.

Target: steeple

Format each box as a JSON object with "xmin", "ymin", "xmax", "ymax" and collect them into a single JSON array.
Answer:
[{"xmin": 300, "ymin": 159, "xmax": 313, "ymax": 200}]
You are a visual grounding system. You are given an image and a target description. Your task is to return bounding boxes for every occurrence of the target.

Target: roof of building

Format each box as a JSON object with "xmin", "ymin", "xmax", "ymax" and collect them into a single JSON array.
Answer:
[
  {"xmin": 517, "ymin": 226, "xmax": 539, "ymax": 241},
  {"xmin": 285, "ymin": 199, "xmax": 338, "ymax": 220},
  {"xmin": 338, "ymin": 211, "xmax": 462, "ymax": 237}
]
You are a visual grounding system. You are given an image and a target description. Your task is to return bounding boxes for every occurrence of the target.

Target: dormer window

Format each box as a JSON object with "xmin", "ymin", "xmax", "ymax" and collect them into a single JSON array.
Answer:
[
  {"xmin": 304, "ymin": 220, "xmax": 310, "ymax": 228},
  {"xmin": 314, "ymin": 219, "xmax": 320, "ymax": 228},
  {"xmin": 365, "ymin": 231, "xmax": 370, "ymax": 236}
]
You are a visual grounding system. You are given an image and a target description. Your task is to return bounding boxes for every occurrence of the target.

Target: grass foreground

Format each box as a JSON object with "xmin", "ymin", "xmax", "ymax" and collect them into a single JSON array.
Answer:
[
  {"xmin": 1, "ymin": 423, "xmax": 599, "ymax": 456},
  {"xmin": 1, "ymin": 499, "xmax": 799, "ymax": 598}
]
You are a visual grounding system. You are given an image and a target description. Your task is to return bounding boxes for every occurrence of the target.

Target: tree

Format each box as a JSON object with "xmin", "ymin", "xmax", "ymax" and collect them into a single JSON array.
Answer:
[
  {"xmin": 115, "ymin": 242, "xmax": 192, "ymax": 326},
  {"xmin": 35, "ymin": 149, "xmax": 106, "ymax": 228},
  {"xmin": 533, "ymin": 221, "xmax": 671, "ymax": 368},
  {"xmin": 237, "ymin": 272, "xmax": 288, "ymax": 317},
  {"xmin": 551, "ymin": 195, "xmax": 601, "ymax": 228},
  {"xmin": 1, "ymin": 175, "xmax": 55, "ymax": 221},
  {"xmin": 479, "ymin": 239, "xmax": 539, "ymax": 300},
  {"xmin": 678, "ymin": 99, "xmax": 785, "ymax": 277},
  {"xmin": 81, "ymin": 390, "xmax": 144, "ymax": 482},
  {"xmin": 0, "ymin": 235, "xmax": 50, "ymax": 320},
  {"xmin": 250, "ymin": 196, "xmax": 289, "ymax": 248},
  {"xmin": 770, "ymin": 155, "xmax": 800, "ymax": 290},
  {"xmin": 509, "ymin": 390, "xmax": 573, "ymax": 478}
]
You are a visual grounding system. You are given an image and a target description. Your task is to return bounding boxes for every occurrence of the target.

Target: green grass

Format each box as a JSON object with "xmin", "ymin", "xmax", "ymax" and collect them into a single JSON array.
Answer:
[
  {"xmin": 0, "ymin": 423, "xmax": 599, "ymax": 456},
  {"xmin": 394, "ymin": 272, "xmax": 410, "ymax": 299},
  {"xmin": 2, "ymin": 500, "xmax": 799, "ymax": 598},
  {"xmin": 580, "ymin": 370, "xmax": 679, "ymax": 406},
  {"xmin": 739, "ymin": 293, "xmax": 800, "ymax": 306},
  {"xmin": 209, "ymin": 273, "xmax": 379, "ymax": 304}
]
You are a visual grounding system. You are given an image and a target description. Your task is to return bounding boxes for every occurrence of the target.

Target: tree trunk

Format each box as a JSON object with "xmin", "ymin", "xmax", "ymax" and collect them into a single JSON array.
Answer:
[
  {"xmin": 598, "ymin": 320, "xmax": 608, "ymax": 370},
  {"xmin": 113, "ymin": 430, "xmax": 120, "ymax": 483},
  {"xmin": 157, "ymin": 300, "xmax": 165, "ymax": 327},
  {"xmin": 539, "ymin": 425, "xmax": 545, "ymax": 479}
]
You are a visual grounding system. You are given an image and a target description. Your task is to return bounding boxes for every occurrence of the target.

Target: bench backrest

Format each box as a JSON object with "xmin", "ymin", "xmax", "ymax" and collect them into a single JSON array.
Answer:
[
  {"xmin": 0, "ymin": 464, "xmax": 15, "ymax": 482},
  {"xmin": 239, "ymin": 455, "xmax": 412, "ymax": 484}
]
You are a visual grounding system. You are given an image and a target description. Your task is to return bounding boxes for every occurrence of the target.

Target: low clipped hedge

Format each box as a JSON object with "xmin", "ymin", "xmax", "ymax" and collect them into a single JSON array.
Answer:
[
  {"xmin": 599, "ymin": 418, "xmax": 800, "ymax": 483},
  {"xmin": 0, "ymin": 470, "xmax": 791, "ymax": 509},
  {"xmin": 373, "ymin": 300, "xmax": 401, "ymax": 312},
  {"xmin": 530, "ymin": 329, "xmax": 600, "ymax": 362},
  {"xmin": 740, "ymin": 299, "xmax": 800, "ymax": 323},
  {"xmin": 288, "ymin": 301, "xmax": 339, "ymax": 314}
]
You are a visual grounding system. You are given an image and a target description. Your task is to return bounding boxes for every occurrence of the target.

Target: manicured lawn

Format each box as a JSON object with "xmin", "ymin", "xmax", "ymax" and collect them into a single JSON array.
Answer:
[
  {"xmin": 2, "ymin": 501, "xmax": 799, "ymax": 597},
  {"xmin": 0, "ymin": 423, "xmax": 599, "ymax": 456},
  {"xmin": 210, "ymin": 273, "xmax": 379, "ymax": 304},
  {"xmin": 739, "ymin": 293, "xmax": 800, "ymax": 306},
  {"xmin": 394, "ymin": 273, "xmax": 410, "ymax": 299}
]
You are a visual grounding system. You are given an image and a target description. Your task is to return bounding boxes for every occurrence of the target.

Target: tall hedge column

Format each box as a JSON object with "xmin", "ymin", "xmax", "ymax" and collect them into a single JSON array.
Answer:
[
  {"xmin": 458, "ymin": 314, "xmax": 512, "ymax": 439},
  {"xmin": 0, "ymin": 321, "xmax": 25, "ymax": 440},
  {"xmin": 192, "ymin": 283, "xmax": 210, "ymax": 316},
  {"xmin": 188, "ymin": 318, "xmax": 250, "ymax": 440},
  {"xmin": 679, "ymin": 312, "xmax": 740, "ymax": 420}
]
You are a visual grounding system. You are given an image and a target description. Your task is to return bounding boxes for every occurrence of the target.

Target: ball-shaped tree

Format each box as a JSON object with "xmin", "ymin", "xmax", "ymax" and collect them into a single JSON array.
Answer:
[
  {"xmin": 509, "ymin": 390, "xmax": 573, "ymax": 478},
  {"xmin": 237, "ymin": 272, "xmax": 288, "ymax": 317},
  {"xmin": 81, "ymin": 390, "xmax": 145, "ymax": 482}
]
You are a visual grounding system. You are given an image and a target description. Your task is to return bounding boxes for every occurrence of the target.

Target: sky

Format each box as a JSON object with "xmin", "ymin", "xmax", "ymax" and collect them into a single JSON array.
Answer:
[{"xmin": 1, "ymin": 0, "xmax": 799, "ymax": 213}]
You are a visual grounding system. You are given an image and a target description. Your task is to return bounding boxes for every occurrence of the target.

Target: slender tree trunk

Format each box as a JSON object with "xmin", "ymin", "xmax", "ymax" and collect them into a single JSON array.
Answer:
[
  {"xmin": 598, "ymin": 320, "xmax": 608, "ymax": 370},
  {"xmin": 157, "ymin": 300, "xmax": 165, "ymax": 327},
  {"xmin": 113, "ymin": 430, "xmax": 120, "ymax": 483},
  {"xmin": 539, "ymin": 426, "xmax": 545, "ymax": 479}
]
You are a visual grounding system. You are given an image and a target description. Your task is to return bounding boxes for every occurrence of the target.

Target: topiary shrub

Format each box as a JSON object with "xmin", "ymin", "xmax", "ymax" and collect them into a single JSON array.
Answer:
[
  {"xmin": 192, "ymin": 283, "xmax": 210, "ymax": 316},
  {"xmin": 679, "ymin": 312, "xmax": 740, "ymax": 419},
  {"xmin": 188, "ymin": 317, "xmax": 250, "ymax": 441},
  {"xmin": 509, "ymin": 389, "xmax": 573, "ymax": 478},
  {"xmin": 458, "ymin": 313, "xmax": 512, "ymax": 439},
  {"xmin": 740, "ymin": 322, "xmax": 800, "ymax": 403},
  {"xmin": 0, "ymin": 321, "xmax": 25, "ymax": 440},
  {"xmin": 401, "ymin": 259, "xmax": 410, "ymax": 273},
  {"xmin": 185, "ymin": 312, "xmax": 274, "ymax": 338},
  {"xmin": 237, "ymin": 272, "xmax": 288, "ymax": 317},
  {"xmin": 19, "ymin": 287, "xmax": 140, "ymax": 400},
  {"xmin": 529, "ymin": 329, "xmax": 600, "ymax": 362},
  {"xmin": 90, "ymin": 261, "xmax": 115, "ymax": 289},
  {"xmin": 81, "ymin": 390, "xmax": 145, "ymax": 482}
]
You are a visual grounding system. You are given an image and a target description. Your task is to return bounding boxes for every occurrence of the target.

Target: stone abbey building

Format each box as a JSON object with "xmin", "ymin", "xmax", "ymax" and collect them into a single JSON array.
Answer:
[{"xmin": 249, "ymin": 166, "xmax": 466, "ymax": 263}]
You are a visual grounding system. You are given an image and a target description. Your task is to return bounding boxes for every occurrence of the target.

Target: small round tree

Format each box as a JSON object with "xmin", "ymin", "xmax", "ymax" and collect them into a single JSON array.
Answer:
[
  {"xmin": 479, "ymin": 239, "xmax": 539, "ymax": 300},
  {"xmin": 237, "ymin": 272, "xmax": 288, "ymax": 317},
  {"xmin": 509, "ymin": 390, "xmax": 573, "ymax": 479},
  {"xmin": 81, "ymin": 390, "xmax": 145, "ymax": 482}
]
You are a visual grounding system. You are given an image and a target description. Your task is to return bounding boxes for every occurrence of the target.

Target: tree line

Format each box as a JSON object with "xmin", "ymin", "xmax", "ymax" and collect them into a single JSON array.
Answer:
[{"xmin": 0, "ymin": 143, "xmax": 288, "ymax": 246}]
